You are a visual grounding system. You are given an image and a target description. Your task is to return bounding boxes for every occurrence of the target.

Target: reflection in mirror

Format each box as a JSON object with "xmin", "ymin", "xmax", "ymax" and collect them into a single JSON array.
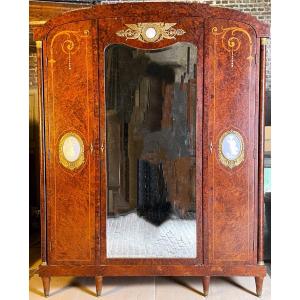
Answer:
[{"xmin": 105, "ymin": 43, "xmax": 197, "ymax": 258}]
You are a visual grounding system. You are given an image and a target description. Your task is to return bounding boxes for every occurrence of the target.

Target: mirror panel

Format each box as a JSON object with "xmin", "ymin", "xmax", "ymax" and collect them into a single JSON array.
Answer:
[{"xmin": 105, "ymin": 43, "xmax": 197, "ymax": 258}]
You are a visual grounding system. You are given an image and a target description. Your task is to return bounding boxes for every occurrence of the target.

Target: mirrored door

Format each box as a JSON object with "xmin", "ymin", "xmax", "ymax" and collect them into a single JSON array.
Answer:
[{"xmin": 105, "ymin": 42, "xmax": 198, "ymax": 258}]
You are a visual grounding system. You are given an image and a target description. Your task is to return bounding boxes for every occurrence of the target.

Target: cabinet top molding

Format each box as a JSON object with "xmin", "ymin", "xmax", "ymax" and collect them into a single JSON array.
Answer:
[{"xmin": 34, "ymin": 2, "xmax": 270, "ymax": 40}]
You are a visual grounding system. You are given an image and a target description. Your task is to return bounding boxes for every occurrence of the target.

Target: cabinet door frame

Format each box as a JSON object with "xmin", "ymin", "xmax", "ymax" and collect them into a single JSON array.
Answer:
[
  {"xmin": 44, "ymin": 20, "xmax": 99, "ymax": 265},
  {"xmin": 203, "ymin": 18, "xmax": 258, "ymax": 265},
  {"xmin": 98, "ymin": 16, "xmax": 204, "ymax": 266}
]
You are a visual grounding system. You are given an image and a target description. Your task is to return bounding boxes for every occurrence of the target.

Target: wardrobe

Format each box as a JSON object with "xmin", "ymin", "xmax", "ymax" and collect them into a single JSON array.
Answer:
[{"xmin": 34, "ymin": 2, "xmax": 270, "ymax": 297}]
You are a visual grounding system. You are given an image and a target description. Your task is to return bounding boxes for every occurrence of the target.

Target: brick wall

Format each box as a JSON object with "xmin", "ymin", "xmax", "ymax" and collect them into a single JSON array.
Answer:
[{"xmin": 29, "ymin": 0, "xmax": 271, "ymax": 90}]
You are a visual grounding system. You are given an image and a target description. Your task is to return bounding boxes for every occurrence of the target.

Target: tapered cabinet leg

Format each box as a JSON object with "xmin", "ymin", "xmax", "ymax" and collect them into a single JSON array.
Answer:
[
  {"xmin": 42, "ymin": 276, "xmax": 50, "ymax": 298},
  {"xmin": 95, "ymin": 276, "xmax": 103, "ymax": 297},
  {"xmin": 202, "ymin": 276, "xmax": 210, "ymax": 297},
  {"xmin": 255, "ymin": 276, "xmax": 264, "ymax": 297}
]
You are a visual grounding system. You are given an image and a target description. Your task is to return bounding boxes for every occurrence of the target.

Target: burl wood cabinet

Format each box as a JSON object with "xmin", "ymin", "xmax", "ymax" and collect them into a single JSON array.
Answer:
[{"xmin": 34, "ymin": 2, "xmax": 269, "ymax": 297}]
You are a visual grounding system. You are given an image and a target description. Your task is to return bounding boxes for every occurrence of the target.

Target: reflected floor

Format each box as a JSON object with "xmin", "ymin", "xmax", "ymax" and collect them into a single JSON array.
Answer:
[{"xmin": 107, "ymin": 212, "xmax": 196, "ymax": 258}]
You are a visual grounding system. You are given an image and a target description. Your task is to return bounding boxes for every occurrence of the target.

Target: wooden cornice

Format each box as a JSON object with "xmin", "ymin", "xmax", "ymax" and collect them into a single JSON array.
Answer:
[{"xmin": 29, "ymin": 0, "xmax": 91, "ymax": 28}]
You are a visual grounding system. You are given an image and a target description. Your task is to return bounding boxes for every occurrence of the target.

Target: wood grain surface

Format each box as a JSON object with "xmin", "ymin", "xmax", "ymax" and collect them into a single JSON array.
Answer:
[{"xmin": 34, "ymin": 2, "xmax": 270, "ymax": 297}]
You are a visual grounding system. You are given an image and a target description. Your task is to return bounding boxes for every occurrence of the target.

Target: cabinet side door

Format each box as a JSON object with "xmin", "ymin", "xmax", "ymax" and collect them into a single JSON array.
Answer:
[
  {"xmin": 203, "ymin": 19, "xmax": 257, "ymax": 265},
  {"xmin": 45, "ymin": 20, "xmax": 98, "ymax": 265}
]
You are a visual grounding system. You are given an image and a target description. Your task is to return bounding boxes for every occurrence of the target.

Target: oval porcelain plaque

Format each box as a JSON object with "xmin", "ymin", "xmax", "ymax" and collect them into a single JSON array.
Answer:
[
  {"xmin": 59, "ymin": 132, "xmax": 84, "ymax": 170},
  {"xmin": 62, "ymin": 136, "xmax": 81, "ymax": 162},
  {"xmin": 221, "ymin": 132, "xmax": 242, "ymax": 160},
  {"xmin": 219, "ymin": 130, "xmax": 244, "ymax": 169}
]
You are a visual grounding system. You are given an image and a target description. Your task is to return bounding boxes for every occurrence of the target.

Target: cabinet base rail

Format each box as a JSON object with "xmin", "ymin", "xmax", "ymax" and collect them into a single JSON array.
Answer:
[{"xmin": 39, "ymin": 264, "xmax": 266, "ymax": 297}]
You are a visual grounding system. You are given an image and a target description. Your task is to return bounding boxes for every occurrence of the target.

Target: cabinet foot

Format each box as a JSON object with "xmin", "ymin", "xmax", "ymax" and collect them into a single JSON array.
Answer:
[
  {"xmin": 202, "ymin": 276, "xmax": 210, "ymax": 296},
  {"xmin": 42, "ymin": 276, "xmax": 51, "ymax": 298},
  {"xmin": 95, "ymin": 276, "xmax": 103, "ymax": 297},
  {"xmin": 255, "ymin": 276, "xmax": 264, "ymax": 297}
]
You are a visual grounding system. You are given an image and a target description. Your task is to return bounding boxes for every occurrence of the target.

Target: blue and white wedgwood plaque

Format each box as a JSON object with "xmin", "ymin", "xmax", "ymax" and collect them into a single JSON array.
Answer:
[{"xmin": 219, "ymin": 130, "xmax": 244, "ymax": 169}]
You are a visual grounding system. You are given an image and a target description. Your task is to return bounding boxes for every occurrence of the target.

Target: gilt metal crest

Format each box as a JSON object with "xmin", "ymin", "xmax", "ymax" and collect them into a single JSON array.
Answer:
[{"xmin": 116, "ymin": 23, "xmax": 186, "ymax": 43}]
